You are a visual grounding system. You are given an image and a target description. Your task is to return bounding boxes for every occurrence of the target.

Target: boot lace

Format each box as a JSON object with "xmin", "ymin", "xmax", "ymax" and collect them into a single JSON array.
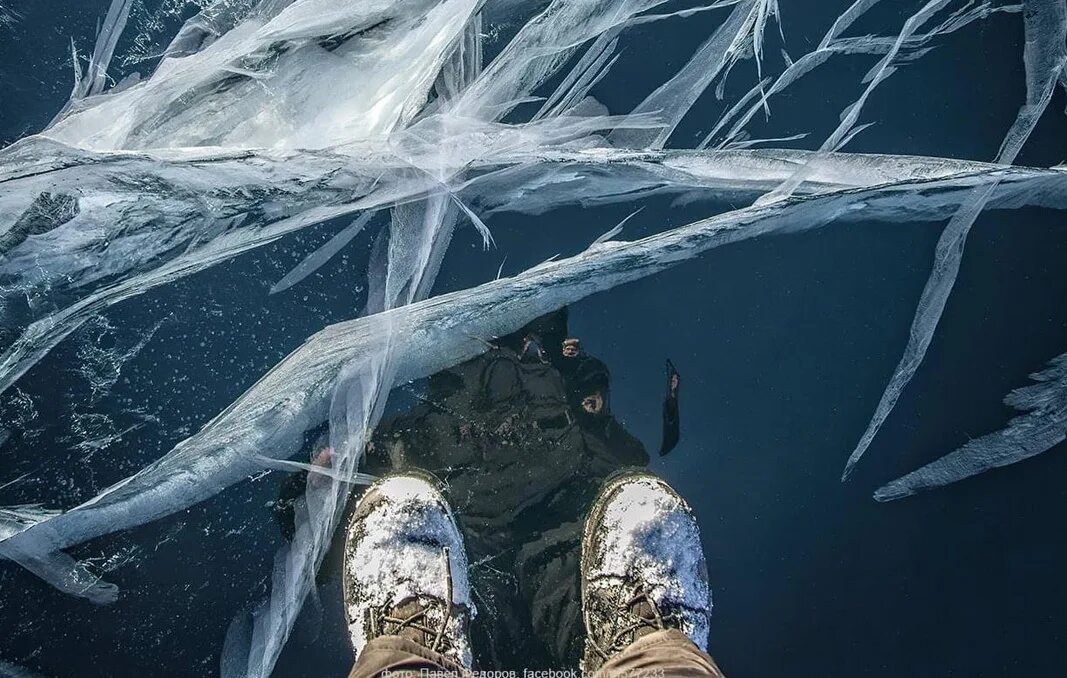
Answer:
[
  {"xmin": 591, "ymin": 582, "xmax": 675, "ymax": 662},
  {"xmin": 368, "ymin": 547, "xmax": 462, "ymax": 655}
]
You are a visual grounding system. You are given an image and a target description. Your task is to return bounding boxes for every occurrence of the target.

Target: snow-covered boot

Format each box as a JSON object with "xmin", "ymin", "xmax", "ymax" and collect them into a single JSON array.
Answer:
[
  {"xmin": 580, "ymin": 471, "xmax": 711, "ymax": 673},
  {"xmin": 343, "ymin": 472, "xmax": 475, "ymax": 669}
]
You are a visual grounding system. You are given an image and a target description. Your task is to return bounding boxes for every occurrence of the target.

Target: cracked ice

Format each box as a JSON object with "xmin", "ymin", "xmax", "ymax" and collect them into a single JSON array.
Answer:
[{"xmin": 0, "ymin": 1, "xmax": 1065, "ymax": 676}]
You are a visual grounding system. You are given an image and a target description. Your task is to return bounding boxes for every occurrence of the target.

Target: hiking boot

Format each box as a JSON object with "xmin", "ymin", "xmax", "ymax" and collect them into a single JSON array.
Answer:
[
  {"xmin": 580, "ymin": 471, "xmax": 711, "ymax": 672},
  {"xmin": 343, "ymin": 472, "xmax": 475, "ymax": 668}
]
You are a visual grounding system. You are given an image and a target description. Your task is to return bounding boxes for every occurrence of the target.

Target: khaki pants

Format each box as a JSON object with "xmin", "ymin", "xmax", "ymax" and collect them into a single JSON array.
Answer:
[{"xmin": 349, "ymin": 629, "xmax": 725, "ymax": 678}]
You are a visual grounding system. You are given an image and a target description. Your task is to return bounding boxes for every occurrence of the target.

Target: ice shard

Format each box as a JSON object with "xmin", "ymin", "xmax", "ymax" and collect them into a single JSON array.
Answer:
[
  {"xmin": 233, "ymin": 40, "xmax": 480, "ymax": 670},
  {"xmin": 48, "ymin": 0, "xmax": 484, "ymax": 150},
  {"xmin": 72, "ymin": 0, "xmax": 134, "ymax": 100},
  {"xmin": 762, "ymin": 0, "xmax": 958, "ymax": 204},
  {"xmin": 451, "ymin": 0, "xmax": 676, "ymax": 121},
  {"xmin": 0, "ymin": 141, "xmax": 1012, "ymax": 397},
  {"xmin": 2, "ymin": 164, "xmax": 1065, "ymax": 603},
  {"xmin": 269, "ymin": 212, "xmax": 377, "ymax": 295},
  {"xmin": 612, "ymin": 0, "xmax": 782, "ymax": 149},
  {"xmin": 0, "ymin": 505, "xmax": 117, "ymax": 604},
  {"xmin": 707, "ymin": 2, "xmax": 1017, "ymax": 149},
  {"xmin": 842, "ymin": 0, "xmax": 1067, "ymax": 479},
  {"xmin": 875, "ymin": 351, "xmax": 1067, "ymax": 501}
]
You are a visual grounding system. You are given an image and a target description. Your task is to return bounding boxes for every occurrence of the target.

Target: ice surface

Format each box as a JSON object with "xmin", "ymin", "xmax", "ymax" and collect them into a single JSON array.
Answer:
[
  {"xmin": 0, "ymin": 659, "xmax": 47, "ymax": 678},
  {"xmin": 2, "ymin": 164, "xmax": 1062, "ymax": 563},
  {"xmin": 48, "ymin": 0, "xmax": 484, "ymax": 150},
  {"xmin": 0, "ymin": 142, "xmax": 1010, "ymax": 396},
  {"xmin": 706, "ymin": 2, "xmax": 1018, "ymax": 149},
  {"xmin": 1, "ymin": 0, "xmax": 1066, "ymax": 671}
]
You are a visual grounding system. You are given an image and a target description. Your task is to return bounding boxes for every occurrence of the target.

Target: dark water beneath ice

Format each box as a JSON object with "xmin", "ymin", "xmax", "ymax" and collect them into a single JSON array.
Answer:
[{"xmin": 1, "ymin": 1, "xmax": 1066, "ymax": 676}]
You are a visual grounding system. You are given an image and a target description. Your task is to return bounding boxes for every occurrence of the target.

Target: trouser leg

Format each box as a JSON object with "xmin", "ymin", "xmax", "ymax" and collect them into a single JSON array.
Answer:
[
  {"xmin": 593, "ymin": 629, "xmax": 725, "ymax": 678},
  {"xmin": 349, "ymin": 635, "xmax": 471, "ymax": 678}
]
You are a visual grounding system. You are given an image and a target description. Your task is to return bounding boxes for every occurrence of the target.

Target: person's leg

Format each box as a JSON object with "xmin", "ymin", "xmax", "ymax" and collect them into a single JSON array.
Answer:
[
  {"xmin": 595, "ymin": 629, "xmax": 725, "ymax": 677},
  {"xmin": 343, "ymin": 472, "xmax": 476, "ymax": 678},
  {"xmin": 581, "ymin": 471, "xmax": 726, "ymax": 677}
]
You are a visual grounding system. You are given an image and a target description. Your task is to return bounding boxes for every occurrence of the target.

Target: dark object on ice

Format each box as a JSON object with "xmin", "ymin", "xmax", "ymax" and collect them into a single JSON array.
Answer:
[
  {"xmin": 0, "ymin": 192, "xmax": 79, "ymax": 256},
  {"xmin": 659, "ymin": 359, "xmax": 681, "ymax": 457}
]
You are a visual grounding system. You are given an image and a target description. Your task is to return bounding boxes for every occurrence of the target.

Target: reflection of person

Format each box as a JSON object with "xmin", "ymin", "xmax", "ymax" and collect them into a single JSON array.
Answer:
[
  {"xmin": 343, "ymin": 471, "xmax": 725, "ymax": 677},
  {"xmin": 556, "ymin": 331, "xmax": 681, "ymax": 459},
  {"xmin": 360, "ymin": 308, "xmax": 678, "ymax": 666},
  {"xmin": 555, "ymin": 333, "xmax": 648, "ymax": 468}
]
